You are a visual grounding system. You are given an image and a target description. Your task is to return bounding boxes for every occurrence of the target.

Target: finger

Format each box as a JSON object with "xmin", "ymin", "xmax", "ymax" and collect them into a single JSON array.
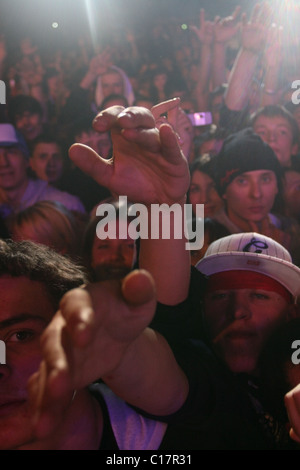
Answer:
[
  {"xmin": 37, "ymin": 317, "xmax": 75, "ymax": 401},
  {"xmin": 250, "ymin": 3, "xmax": 261, "ymax": 23},
  {"xmin": 120, "ymin": 126, "xmax": 162, "ymax": 154},
  {"xmin": 159, "ymin": 123, "xmax": 187, "ymax": 165},
  {"xmin": 32, "ymin": 381, "xmax": 74, "ymax": 440},
  {"xmin": 28, "ymin": 359, "xmax": 72, "ymax": 439},
  {"xmin": 167, "ymin": 105, "xmax": 179, "ymax": 130},
  {"xmin": 200, "ymin": 8, "xmax": 205, "ymax": 29},
  {"xmin": 151, "ymin": 97, "xmax": 180, "ymax": 119},
  {"xmin": 117, "ymin": 106, "xmax": 156, "ymax": 130},
  {"xmin": 232, "ymin": 5, "xmax": 242, "ymax": 21},
  {"xmin": 241, "ymin": 12, "xmax": 247, "ymax": 26},
  {"xmin": 59, "ymin": 288, "xmax": 96, "ymax": 348},
  {"xmin": 93, "ymin": 105, "xmax": 126, "ymax": 132},
  {"xmin": 285, "ymin": 385, "xmax": 300, "ymax": 438},
  {"xmin": 68, "ymin": 143, "xmax": 114, "ymax": 187},
  {"xmin": 121, "ymin": 269, "xmax": 156, "ymax": 306}
]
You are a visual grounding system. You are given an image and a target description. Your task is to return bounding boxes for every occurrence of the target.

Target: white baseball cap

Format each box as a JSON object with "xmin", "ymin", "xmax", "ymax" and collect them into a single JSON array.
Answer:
[
  {"xmin": 0, "ymin": 123, "xmax": 29, "ymax": 158},
  {"xmin": 195, "ymin": 232, "xmax": 300, "ymax": 297}
]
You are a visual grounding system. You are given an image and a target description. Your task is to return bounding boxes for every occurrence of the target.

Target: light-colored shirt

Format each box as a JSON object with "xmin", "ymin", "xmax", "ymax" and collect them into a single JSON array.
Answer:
[{"xmin": 0, "ymin": 178, "xmax": 86, "ymax": 217}]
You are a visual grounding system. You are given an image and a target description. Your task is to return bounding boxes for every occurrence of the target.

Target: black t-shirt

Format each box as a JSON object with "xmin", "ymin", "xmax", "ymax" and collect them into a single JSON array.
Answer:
[{"xmin": 133, "ymin": 339, "xmax": 278, "ymax": 450}]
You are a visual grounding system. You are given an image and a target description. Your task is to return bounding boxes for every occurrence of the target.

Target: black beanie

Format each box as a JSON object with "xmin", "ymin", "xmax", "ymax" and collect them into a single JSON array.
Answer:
[{"xmin": 214, "ymin": 127, "xmax": 283, "ymax": 196}]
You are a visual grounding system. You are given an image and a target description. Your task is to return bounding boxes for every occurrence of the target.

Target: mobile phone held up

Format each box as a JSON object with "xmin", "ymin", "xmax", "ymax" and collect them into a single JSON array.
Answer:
[{"xmin": 187, "ymin": 112, "xmax": 212, "ymax": 127}]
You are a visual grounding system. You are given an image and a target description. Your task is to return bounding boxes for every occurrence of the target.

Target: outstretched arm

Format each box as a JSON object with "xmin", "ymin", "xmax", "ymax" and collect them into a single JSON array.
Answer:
[
  {"xmin": 212, "ymin": 5, "xmax": 241, "ymax": 90},
  {"xmin": 69, "ymin": 104, "xmax": 191, "ymax": 305},
  {"xmin": 224, "ymin": 3, "xmax": 270, "ymax": 111},
  {"xmin": 28, "ymin": 270, "xmax": 189, "ymax": 439}
]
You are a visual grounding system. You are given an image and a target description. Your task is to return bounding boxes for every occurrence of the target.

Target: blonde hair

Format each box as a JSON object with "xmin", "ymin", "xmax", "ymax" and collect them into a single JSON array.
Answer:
[{"xmin": 8, "ymin": 201, "xmax": 86, "ymax": 257}]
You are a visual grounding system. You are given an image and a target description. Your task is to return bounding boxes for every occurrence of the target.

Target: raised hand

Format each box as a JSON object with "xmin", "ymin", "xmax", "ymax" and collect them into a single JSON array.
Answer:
[
  {"xmin": 88, "ymin": 49, "xmax": 112, "ymax": 77},
  {"xmin": 190, "ymin": 8, "xmax": 214, "ymax": 46},
  {"xmin": 69, "ymin": 104, "xmax": 190, "ymax": 206},
  {"xmin": 241, "ymin": 2, "xmax": 271, "ymax": 53},
  {"xmin": 28, "ymin": 269, "xmax": 157, "ymax": 439},
  {"xmin": 213, "ymin": 6, "xmax": 242, "ymax": 44}
]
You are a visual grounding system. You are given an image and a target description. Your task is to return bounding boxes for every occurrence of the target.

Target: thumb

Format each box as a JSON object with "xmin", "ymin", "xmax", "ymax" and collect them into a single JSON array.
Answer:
[
  {"xmin": 121, "ymin": 269, "xmax": 156, "ymax": 306},
  {"xmin": 68, "ymin": 143, "xmax": 113, "ymax": 187}
]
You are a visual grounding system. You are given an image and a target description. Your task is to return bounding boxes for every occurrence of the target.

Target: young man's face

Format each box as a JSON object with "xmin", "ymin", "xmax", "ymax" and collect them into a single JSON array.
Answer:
[
  {"xmin": 14, "ymin": 112, "xmax": 43, "ymax": 142},
  {"xmin": 30, "ymin": 142, "xmax": 64, "ymax": 183},
  {"xmin": 100, "ymin": 71, "xmax": 124, "ymax": 98},
  {"xmin": 224, "ymin": 170, "xmax": 278, "ymax": 228},
  {"xmin": 0, "ymin": 147, "xmax": 28, "ymax": 191},
  {"xmin": 204, "ymin": 283, "xmax": 291, "ymax": 375},
  {"xmin": 75, "ymin": 130, "xmax": 112, "ymax": 160},
  {"xmin": 0, "ymin": 276, "xmax": 54, "ymax": 449},
  {"xmin": 253, "ymin": 115, "xmax": 298, "ymax": 167},
  {"xmin": 189, "ymin": 170, "xmax": 224, "ymax": 218}
]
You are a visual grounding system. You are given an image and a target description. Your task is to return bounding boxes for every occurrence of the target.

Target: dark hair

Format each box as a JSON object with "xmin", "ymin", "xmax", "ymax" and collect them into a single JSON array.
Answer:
[
  {"xmin": 70, "ymin": 113, "xmax": 97, "ymax": 141},
  {"xmin": 28, "ymin": 131, "xmax": 68, "ymax": 160},
  {"xmin": 8, "ymin": 95, "xmax": 43, "ymax": 123},
  {"xmin": 189, "ymin": 154, "xmax": 218, "ymax": 178},
  {"xmin": 188, "ymin": 154, "xmax": 219, "ymax": 205},
  {"xmin": 0, "ymin": 239, "xmax": 89, "ymax": 309},
  {"xmin": 213, "ymin": 127, "xmax": 284, "ymax": 197},
  {"xmin": 249, "ymin": 105, "xmax": 300, "ymax": 146},
  {"xmin": 81, "ymin": 197, "xmax": 136, "ymax": 277}
]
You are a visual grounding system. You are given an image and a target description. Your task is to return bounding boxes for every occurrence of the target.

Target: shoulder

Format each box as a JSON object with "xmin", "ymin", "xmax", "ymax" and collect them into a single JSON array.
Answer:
[
  {"xmin": 37, "ymin": 183, "xmax": 86, "ymax": 213},
  {"xmin": 90, "ymin": 383, "xmax": 167, "ymax": 450}
]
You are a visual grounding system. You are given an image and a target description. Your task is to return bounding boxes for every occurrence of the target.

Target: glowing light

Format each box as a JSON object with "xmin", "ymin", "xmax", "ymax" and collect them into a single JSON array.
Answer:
[
  {"xmin": 181, "ymin": 24, "xmax": 188, "ymax": 30},
  {"xmin": 85, "ymin": 0, "xmax": 98, "ymax": 52},
  {"xmin": 52, "ymin": 22, "xmax": 59, "ymax": 29}
]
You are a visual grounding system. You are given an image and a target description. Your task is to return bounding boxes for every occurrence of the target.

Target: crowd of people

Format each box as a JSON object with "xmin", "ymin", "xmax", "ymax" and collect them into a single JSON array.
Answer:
[{"xmin": 1, "ymin": 1, "xmax": 300, "ymax": 450}]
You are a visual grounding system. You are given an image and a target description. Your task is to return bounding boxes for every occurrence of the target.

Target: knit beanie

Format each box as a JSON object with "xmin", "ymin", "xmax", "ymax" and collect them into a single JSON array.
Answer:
[{"xmin": 214, "ymin": 127, "xmax": 283, "ymax": 196}]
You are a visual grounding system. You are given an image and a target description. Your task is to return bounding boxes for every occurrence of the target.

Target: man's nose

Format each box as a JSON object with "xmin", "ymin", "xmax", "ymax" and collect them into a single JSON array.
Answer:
[
  {"xmin": 267, "ymin": 131, "xmax": 277, "ymax": 143},
  {"xmin": 231, "ymin": 293, "xmax": 252, "ymax": 320},
  {"xmin": 249, "ymin": 181, "xmax": 262, "ymax": 198}
]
